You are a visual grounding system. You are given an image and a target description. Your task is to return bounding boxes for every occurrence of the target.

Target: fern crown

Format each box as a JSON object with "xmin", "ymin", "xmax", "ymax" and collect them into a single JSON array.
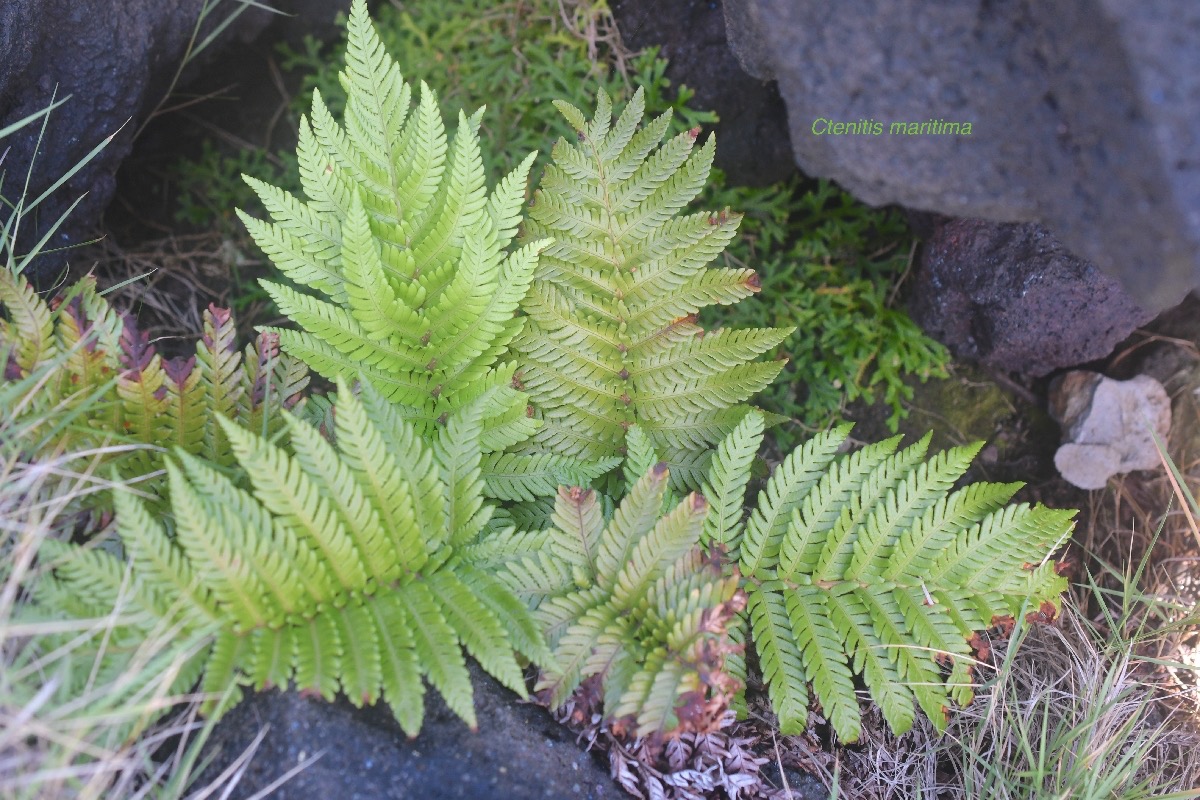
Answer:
[{"xmin": 491, "ymin": 426, "xmax": 744, "ymax": 739}]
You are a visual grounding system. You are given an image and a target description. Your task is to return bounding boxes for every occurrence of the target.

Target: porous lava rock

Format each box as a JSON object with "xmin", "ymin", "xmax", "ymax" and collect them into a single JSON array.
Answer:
[
  {"xmin": 0, "ymin": 0, "xmax": 349, "ymax": 288},
  {"xmin": 197, "ymin": 665, "xmax": 620, "ymax": 800},
  {"xmin": 721, "ymin": 0, "xmax": 1200, "ymax": 311},
  {"xmin": 907, "ymin": 218, "xmax": 1155, "ymax": 377},
  {"xmin": 610, "ymin": 0, "xmax": 794, "ymax": 186}
]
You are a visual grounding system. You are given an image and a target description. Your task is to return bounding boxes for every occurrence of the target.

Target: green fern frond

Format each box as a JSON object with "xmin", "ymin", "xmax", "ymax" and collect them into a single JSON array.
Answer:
[
  {"xmin": 0, "ymin": 271, "xmax": 307, "ymax": 499},
  {"xmin": 707, "ymin": 422, "xmax": 1074, "ymax": 742},
  {"xmin": 240, "ymin": 0, "xmax": 549, "ymax": 452},
  {"xmin": 512, "ymin": 87, "xmax": 795, "ymax": 488},
  {"xmin": 35, "ymin": 376, "xmax": 546, "ymax": 737},
  {"xmin": 511, "ymin": 454, "xmax": 744, "ymax": 738}
]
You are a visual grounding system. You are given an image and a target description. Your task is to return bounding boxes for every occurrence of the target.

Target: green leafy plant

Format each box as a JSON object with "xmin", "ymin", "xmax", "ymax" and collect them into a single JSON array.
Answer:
[
  {"xmin": 512, "ymin": 88, "xmax": 794, "ymax": 489},
  {"xmin": 239, "ymin": 0, "xmax": 615, "ymax": 501},
  {"xmin": 703, "ymin": 411, "xmax": 1074, "ymax": 742},
  {"xmin": 33, "ymin": 377, "xmax": 549, "ymax": 736},
  {"xmin": 491, "ymin": 427, "xmax": 744, "ymax": 739},
  {"xmin": 705, "ymin": 181, "xmax": 950, "ymax": 441},
  {"xmin": 0, "ymin": 268, "xmax": 307, "ymax": 486},
  {"xmin": 496, "ymin": 409, "xmax": 1073, "ymax": 744}
]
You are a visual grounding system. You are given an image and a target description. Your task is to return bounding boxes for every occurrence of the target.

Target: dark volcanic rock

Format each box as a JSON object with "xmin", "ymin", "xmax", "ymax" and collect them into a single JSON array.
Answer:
[
  {"xmin": 198, "ymin": 665, "xmax": 620, "ymax": 800},
  {"xmin": 721, "ymin": 0, "xmax": 1200, "ymax": 311},
  {"xmin": 611, "ymin": 0, "xmax": 794, "ymax": 186},
  {"xmin": 908, "ymin": 218, "xmax": 1155, "ymax": 377},
  {"xmin": 0, "ymin": 0, "xmax": 349, "ymax": 288}
]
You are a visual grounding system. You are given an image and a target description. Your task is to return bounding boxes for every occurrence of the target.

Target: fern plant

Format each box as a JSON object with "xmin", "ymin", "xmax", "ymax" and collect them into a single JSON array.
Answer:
[
  {"xmin": 32, "ymin": 377, "xmax": 549, "ymax": 736},
  {"xmin": 512, "ymin": 87, "xmax": 795, "ymax": 489},
  {"xmin": 494, "ymin": 413, "xmax": 1071, "ymax": 743},
  {"xmin": 700, "ymin": 411, "xmax": 1074, "ymax": 742},
  {"xmin": 0, "ymin": 268, "xmax": 306, "ymax": 484},
  {"xmin": 487, "ymin": 427, "xmax": 744, "ymax": 739},
  {"xmin": 238, "ymin": 0, "xmax": 614, "ymax": 500}
]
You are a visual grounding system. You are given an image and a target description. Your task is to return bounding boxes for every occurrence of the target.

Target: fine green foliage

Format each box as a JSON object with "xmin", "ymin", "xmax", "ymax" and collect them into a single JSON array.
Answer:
[
  {"xmin": 494, "ymin": 440, "xmax": 743, "ymax": 739},
  {"xmin": 703, "ymin": 411, "xmax": 1075, "ymax": 743},
  {"xmin": 33, "ymin": 378, "xmax": 550, "ymax": 736},
  {"xmin": 513, "ymin": 88, "xmax": 795, "ymax": 489},
  {"xmin": 703, "ymin": 181, "xmax": 950, "ymax": 442},
  {"xmin": 0, "ymin": 268, "xmax": 307, "ymax": 484},
  {"xmin": 240, "ymin": 0, "xmax": 616, "ymax": 500}
]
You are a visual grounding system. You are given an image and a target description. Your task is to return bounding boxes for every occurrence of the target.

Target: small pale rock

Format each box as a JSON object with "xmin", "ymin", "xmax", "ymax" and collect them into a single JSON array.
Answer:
[{"xmin": 1049, "ymin": 371, "xmax": 1171, "ymax": 490}]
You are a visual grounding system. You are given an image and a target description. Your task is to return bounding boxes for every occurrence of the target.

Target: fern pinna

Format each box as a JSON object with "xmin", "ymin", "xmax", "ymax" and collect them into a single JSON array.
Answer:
[
  {"xmin": 512, "ymin": 88, "xmax": 795, "ymax": 489},
  {"xmin": 35, "ymin": 377, "xmax": 549, "ymax": 736},
  {"xmin": 0, "ymin": 268, "xmax": 306, "ymax": 481},
  {"xmin": 489, "ymin": 426, "xmax": 744, "ymax": 739},
  {"xmin": 702, "ymin": 412, "xmax": 1074, "ymax": 742}
]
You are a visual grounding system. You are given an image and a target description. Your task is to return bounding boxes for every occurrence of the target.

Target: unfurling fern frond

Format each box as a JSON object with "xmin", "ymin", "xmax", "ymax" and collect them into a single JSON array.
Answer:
[
  {"xmin": 34, "ymin": 377, "xmax": 549, "ymax": 736},
  {"xmin": 239, "ymin": 0, "xmax": 545, "ymax": 453},
  {"xmin": 0, "ymin": 269, "xmax": 306, "ymax": 485},
  {"xmin": 702, "ymin": 411, "xmax": 1074, "ymax": 743},
  {"xmin": 498, "ymin": 441, "xmax": 744, "ymax": 739},
  {"xmin": 511, "ymin": 87, "xmax": 795, "ymax": 489}
]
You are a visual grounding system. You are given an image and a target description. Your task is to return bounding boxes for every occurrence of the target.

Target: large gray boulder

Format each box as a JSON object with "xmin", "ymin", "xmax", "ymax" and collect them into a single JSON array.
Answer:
[
  {"xmin": 722, "ymin": 0, "xmax": 1200, "ymax": 311},
  {"xmin": 0, "ymin": 0, "xmax": 349, "ymax": 288}
]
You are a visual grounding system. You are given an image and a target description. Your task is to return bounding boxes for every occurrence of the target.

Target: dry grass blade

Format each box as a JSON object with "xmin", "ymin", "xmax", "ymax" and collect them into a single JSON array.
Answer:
[{"xmin": 840, "ymin": 606, "xmax": 1200, "ymax": 800}]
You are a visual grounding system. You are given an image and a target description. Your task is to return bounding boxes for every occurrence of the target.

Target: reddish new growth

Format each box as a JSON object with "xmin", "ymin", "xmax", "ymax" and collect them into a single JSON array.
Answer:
[
  {"xmin": 162, "ymin": 356, "xmax": 197, "ymax": 387},
  {"xmin": 203, "ymin": 304, "xmax": 237, "ymax": 353},
  {"xmin": 706, "ymin": 210, "xmax": 729, "ymax": 226},
  {"xmin": 618, "ymin": 368, "xmax": 630, "ymax": 380},
  {"xmin": 249, "ymin": 332, "xmax": 281, "ymax": 408},
  {"xmin": 687, "ymin": 126, "xmax": 701, "ymax": 140},
  {"xmin": 510, "ymin": 370, "xmax": 525, "ymax": 391},
  {"xmin": 745, "ymin": 273, "xmax": 762, "ymax": 292},
  {"xmin": 62, "ymin": 296, "xmax": 98, "ymax": 354},
  {"xmin": 967, "ymin": 631, "xmax": 991, "ymax": 662},
  {"xmin": 991, "ymin": 614, "xmax": 1017, "ymax": 637},
  {"xmin": 565, "ymin": 485, "xmax": 594, "ymax": 505},
  {"xmin": 3, "ymin": 353, "xmax": 21, "ymax": 381},
  {"xmin": 118, "ymin": 314, "xmax": 157, "ymax": 378},
  {"xmin": 1024, "ymin": 601, "xmax": 1058, "ymax": 625}
]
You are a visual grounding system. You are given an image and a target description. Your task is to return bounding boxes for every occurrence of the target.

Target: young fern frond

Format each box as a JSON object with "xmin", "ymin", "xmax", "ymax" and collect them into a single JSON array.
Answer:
[
  {"xmin": 703, "ymin": 412, "xmax": 1074, "ymax": 743},
  {"xmin": 497, "ymin": 442, "xmax": 744, "ymax": 740},
  {"xmin": 512, "ymin": 87, "xmax": 795, "ymax": 489},
  {"xmin": 34, "ymin": 377, "xmax": 550, "ymax": 737},
  {"xmin": 0, "ymin": 269, "xmax": 307, "ymax": 487},
  {"xmin": 239, "ymin": 0, "xmax": 547, "ymax": 453}
]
